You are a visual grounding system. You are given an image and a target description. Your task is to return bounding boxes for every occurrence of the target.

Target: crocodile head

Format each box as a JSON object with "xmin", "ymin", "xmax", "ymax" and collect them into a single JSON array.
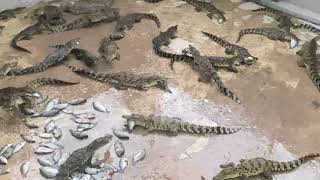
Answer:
[
  {"xmin": 154, "ymin": 79, "xmax": 172, "ymax": 93},
  {"xmin": 242, "ymin": 55, "xmax": 258, "ymax": 65},
  {"xmin": 211, "ymin": 13, "xmax": 226, "ymax": 24},
  {"xmin": 212, "ymin": 166, "xmax": 242, "ymax": 180},
  {"xmin": 66, "ymin": 38, "xmax": 80, "ymax": 49},
  {"xmin": 88, "ymin": 135, "xmax": 112, "ymax": 151},
  {"xmin": 167, "ymin": 25, "xmax": 178, "ymax": 38},
  {"xmin": 122, "ymin": 114, "xmax": 146, "ymax": 130}
]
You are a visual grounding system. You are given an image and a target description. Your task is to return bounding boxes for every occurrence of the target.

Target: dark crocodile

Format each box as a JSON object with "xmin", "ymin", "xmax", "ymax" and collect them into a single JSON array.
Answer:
[
  {"xmin": 183, "ymin": 0, "xmax": 226, "ymax": 24},
  {"xmin": 212, "ymin": 153, "xmax": 320, "ymax": 180},
  {"xmin": 56, "ymin": 135, "xmax": 112, "ymax": 180},
  {"xmin": 0, "ymin": 7, "xmax": 25, "ymax": 21},
  {"xmin": 236, "ymin": 28, "xmax": 299, "ymax": 48},
  {"xmin": 67, "ymin": 65, "xmax": 172, "ymax": 92},
  {"xmin": 8, "ymin": 38, "xmax": 80, "ymax": 76},
  {"xmin": 37, "ymin": 5, "xmax": 66, "ymax": 26},
  {"xmin": 98, "ymin": 35, "xmax": 121, "ymax": 63},
  {"xmin": 202, "ymin": 31, "xmax": 258, "ymax": 65},
  {"xmin": 123, "ymin": 114, "xmax": 241, "ymax": 135},
  {"xmin": 115, "ymin": 13, "xmax": 161, "ymax": 32},
  {"xmin": 180, "ymin": 45, "xmax": 241, "ymax": 103},
  {"xmin": 71, "ymin": 48, "xmax": 99, "ymax": 67},
  {"xmin": 152, "ymin": 25, "xmax": 178, "ymax": 50},
  {"xmin": 49, "ymin": 8, "xmax": 119, "ymax": 33}
]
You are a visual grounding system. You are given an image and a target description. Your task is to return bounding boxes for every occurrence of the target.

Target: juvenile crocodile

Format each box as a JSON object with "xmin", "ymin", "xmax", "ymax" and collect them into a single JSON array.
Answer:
[
  {"xmin": 202, "ymin": 31, "xmax": 258, "ymax": 65},
  {"xmin": 115, "ymin": 13, "xmax": 161, "ymax": 32},
  {"xmin": 152, "ymin": 25, "xmax": 178, "ymax": 50},
  {"xmin": 297, "ymin": 36, "xmax": 320, "ymax": 91},
  {"xmin": 11, "ymin": 22, "xmax": 48, "ymax": 53},
  {"xmin": 183, "ymin": 0, "xmax": 226, "ymax": 24},
  {"xmin": 67, "ymin": 65, "xmax": 172, "ymax": 92},
  {"xmin": 236, "ymin": 28, "xmax": 299, "ymax": 48},
  {"xmin": 0, "ymin": 7, "xmax": 25, "ymax": 21},
  {"xmin": 8, "ymin": 38, "xmax": 80, "ymax": 76},
  {"xmin": 56, "ymin": 135, "xmax": 112, "ymax": 180},
  {"xmin": 71, "ymin": 48, "xmax": 99, "ymax": 67},
  {"xmin": 212, "ymin": 153, "xmax": 320, "ymax": 180},
  {"xmin": 98, "ymin": 35, "xmax": 121, "ymax": 63},
  {"xmin": 180, "ymin": 45, "xmax": 241, "ymax": 103},
  {"xmin": 49, "ymin": 9, "xmax": 119, "ymax": 33},
  {"xmin": 122, "ymin": 114, "xmax": 241, "ymax": 135}
]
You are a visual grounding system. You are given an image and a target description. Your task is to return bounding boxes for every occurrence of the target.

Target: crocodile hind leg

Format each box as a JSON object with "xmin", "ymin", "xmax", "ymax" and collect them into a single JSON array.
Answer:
[{"xmin": 261, "ymin": 172, "xmax": 273, "ymax": 180}]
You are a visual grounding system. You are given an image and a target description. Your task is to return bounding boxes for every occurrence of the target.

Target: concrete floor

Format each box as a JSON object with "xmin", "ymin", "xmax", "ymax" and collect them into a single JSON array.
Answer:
[{"xmin": 1, "ymin": 0, "xmax": 320, "ymax": 179}]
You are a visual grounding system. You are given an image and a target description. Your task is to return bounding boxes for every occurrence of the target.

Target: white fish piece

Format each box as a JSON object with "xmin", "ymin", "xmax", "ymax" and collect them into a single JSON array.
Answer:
[
  {"xmin": 20, "ymin": 161, "xmax": 30, "ymax": 177},
  {"xmin": 0, "ymin": 156, "xmax": 8, "ymax": 165},
  {"xmin": 71, "ymin": 117, "xmax": 92, "ymax": 124},
  {"xmin": 0, "ymin": 144, "xmax": 12, "ymax": 156},
  {"xmin": 21, "ymin": 134, "xmax": 36, "ymax": 143},
  {"xmin": 132, "ymin": 149, "xmax": 146, "ymax": 166},
  {"xmin": 114, "ymin": 141, "xmax": 125, "ymax": 157},
  {"xmin": 77, "ymin": 122, "xmax": 97, "ymax": 132},
  {"xmin": 39, "ymin": 109, "xmax": 61, "ymax": 117},
  {"xmin": 39, "ymin": 142, "xmax": 63, "ymax": 150},
  {"xmin": 52, "ymin": 150, "xmax": 62, "ymax": 163},
  {"xmin": 74, "ymin": 112, "xmax": 96, "ymax": 119},
  {"xmin": 93, "ymin": 101, "xmax": 109, "ymax": 113},
  {"xmin": 24, "ymin": 121, "xmax": 39, "ymax": 129},
  {"xmin": 127, "ymin": 120, "xmax": 135, "ymax": 131},
  {"xmin": 53, "ymin": 103, "xmax": 69, "ymax": 110},
  {"xmin": 2, "ymin": 146, "xmax": 14, "ymax": 159},
  {"xmin": 69, "ymin": 129, "xmax": 88, "ymax": 140},
  {"xmin": 57, "ymin": 153, "xmax": 68, "ymax": 166},
  {"xmin": 34, "ymin": 147, "xmax": 55, "ymax": 155},
  {"xmin": 45, "ymin": 98, "xmax": 60, "ymax": 111},
  {"xmin": 45, "ymin": 120, "xmax": 56, "ymax": 133},
  {"xmin": 101, "ymin": 163, "xmax": 118, "ymax": 174},
  {"xmin": 69, "ymin": 98, "xmax": 87, "ymax": 105},
  {"xmin": 40, "ymin": 166, "xmax": 58, "ymax": 178},
  {"xmin": 38, "ymin": 157, "xmax": 55, "ymax": 167},
  {"xmin": 52, "ymin": 127, "xmax": 62, "ymax": 139},
  {"xmin": 62, "ymin": 106, "xmax": 73, "ymax": 114},
  {"xmin": 118, "ymin": 158, "xmax": 128, "ymax": 172},
  {"xmin": 84, "ymin": 167, "xmax": 100, "ymax": 175},
  {"xmin": 39, "ymin": 133, "xmax": 53, "ymax": 139},
  {"xmin": 80, "ymin": 174, "xmax": 91, "ymax": 180},
  {"xmin": 13, "ymin": 141, "xmax": 26, "ymax": 154},
  {"xmin": 112, "ymin": 129, "xmax": 129, "ymax": 140}
]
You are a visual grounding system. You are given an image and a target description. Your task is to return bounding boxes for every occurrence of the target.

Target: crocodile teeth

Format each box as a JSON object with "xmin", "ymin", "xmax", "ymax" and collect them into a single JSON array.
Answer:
[
  {"xmin": 93, "ymin": 101, "xmax": 109, "ymax": 113},
  {"xmin": 132, "ymin": 149, "xmax": 146, "ymax": 166},
  {"xmin": 40, "ymin": 166, "xmax": 58, "ymax": 178},
  {"xmin": 20, "ymin": 161, "xmax": 30, "ymax": 177},
  {"xmin": 13, "ymin": 141, "xmax": 26, "ymax": 154},
  {"xmin": 114, "ymin": 141, "xmax": 125, "ymax": 157}
]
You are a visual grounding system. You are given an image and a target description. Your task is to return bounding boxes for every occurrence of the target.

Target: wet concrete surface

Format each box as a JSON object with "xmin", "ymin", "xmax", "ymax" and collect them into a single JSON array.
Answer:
[{"xmin": 1, "ymin": 0, "xmax": 320, "ymax": 179}]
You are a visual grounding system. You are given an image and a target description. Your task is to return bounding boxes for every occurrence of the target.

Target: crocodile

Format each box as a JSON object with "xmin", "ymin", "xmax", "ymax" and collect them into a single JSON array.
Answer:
[
  {"xmin": 144, "ymin": 0, "xmax": 165, "ymax": 3},
  {"xmin": 56, "ymin": 135, "xmax": 112, "ymax": 180},
  {"xmin": 8, "ymin": 38, "xmax": 80, "ymax": 76},
  {"xmin": 48, "ymin": 8, "xmax": 119, "ymax": 33},
  {"xmin": 11, "ymin": 21, "xmax": 49, "ymax": 53},
  {"xmin": 152, "ymin": 25, "xmax": 178, "ymax": 50},
  {"xmin": 0, "ymin": 78, "xmax": 79, "ymax": 111},
  {"xmin": 292, "ymin": 23, "xmax": 320, "ymax": 35},
  {"xmin": 115, "ymin": 13, "xmax": 161, "ymax": 32},
  {"xmin": 182, "ymin": 0, "xmax": 226, "ymax": 24},
  {"xmin": 71, "ymin": 48, "xmax": 99, "ymax": 67},
  {"xmin": 180, "ymin": 45, "xmax": 241, "ymax": 103},
  {"xmin": 202, "ymin": 31, "xmax": 258, "ymax": 65},
  {"xmin": 0, "ymin": 7, "xmax": 26, "ymax": 21},
  {"xmin": 296, "ymin": 36, "xmax": 320, "ymax": 91},
  {"xmin": 122, "ymin": 114, "xmax": 241, "ymax": 136},
  {"xmin": 236, "ymin": 28, "xmax": 299, "ymax": 48},
  {"xmin": 212, "ymin": 153, "xmax": 320, "ymax": 180},
  {"xmin": 98, "ymin": 35, "xmax": 121, "ymax": 63},
  {"xmin": 0, "ymin": 62, "xmax": 18, "ymax": 77},
  {"xmin": 67, "ymin": 65, "xmax": 172, "ymax": 92},
  {"xmin": 63, "ymin": 0, "xmax": 113, "ymax": 15},
  {"xmin": 37, "ymin": 5, "xmax": 66, "ymax": 26}
]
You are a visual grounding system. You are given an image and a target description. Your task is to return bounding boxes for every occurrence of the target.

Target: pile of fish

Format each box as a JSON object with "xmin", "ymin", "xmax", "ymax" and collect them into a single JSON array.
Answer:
[{"xmin": 0, "ymin": 140, "xmax": 26, "ymax": 175}]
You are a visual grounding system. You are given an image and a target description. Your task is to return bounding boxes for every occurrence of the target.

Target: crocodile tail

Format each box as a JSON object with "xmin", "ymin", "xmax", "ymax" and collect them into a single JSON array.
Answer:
[
  {"xmin": 67, "ymin": 65, "xmax": 107, "ymax": 82},
  {"xmin": 271, "ymin": 153, "xmax": 320, "ymax": 172},
  {"xmin": 144, "ymin": 0, "xmax": 164, "ymax": 3},
  {"xmin": 10, "ymin": 36, "xmax": 32, "ymax": 53},
  {"xmin": 201, "ymin": 31, "xmax": 228, "ymax": 47},
  {"xmin": 179, "ymin": 121, "xmax": 240, "ymax": 134},
  {"xmin": 293, "ymin": 24, "xmax": 320, "ymax": 34},
  {"xmin": 252, "ymin": 7, "xmax": 281, "ymax": 15},
  {"xmin": 307, "ymin": 65, "xmax": 320, "ymax": 91},
  {"xmin": 236, "ymin": 29, "xmax": 261, "ymax": 43},
  {"xmin": 50, "ymin": 18, "xmax": 88, "ymax": 33},
  {"xmin": 27, "ymin": 78, "xmax": 79, "ymax": 89},
  {"xmin": 142, "ymin": 13, "xmax": 161, "ymax": 28},
  {"xmin": 211, "ymin": 72, "xmax": 241, "ymax": 104}
]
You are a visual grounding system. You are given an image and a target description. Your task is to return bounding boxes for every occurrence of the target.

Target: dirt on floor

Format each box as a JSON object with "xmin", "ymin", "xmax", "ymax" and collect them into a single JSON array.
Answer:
[{"xmin": 0, "ymin": 0, "xmax": 320, "ymax": 180}]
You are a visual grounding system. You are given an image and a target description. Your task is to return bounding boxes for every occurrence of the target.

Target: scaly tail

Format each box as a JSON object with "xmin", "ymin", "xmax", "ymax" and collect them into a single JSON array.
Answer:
[
  {"xmin": 67, "ymin": 65, "xmax": 108, "ymax": 82},
  {"xmin": 236, "ymin": 28, "xmax": 263, "ymax": 43},
  {"xmin": 142, "ymin": 13, "xmax": 161, "ymax": 28},
  {"xmin": 27, "ymin": 78, "xmax": 79, "ymax": 89},
  {"xmin": 10, "ymin": 36, "xmax": 32, "ymax": 53},
  {"xmin": 271, "ymin": 153, "xmax": 320, "ymax": 172},
  {"xmin": 144, "ymin": 0, "xmax": 164, "ymax": 3},
  {"xmin": 201, "ymin": 31, "xmax": 229, "ymax": 48},
  {"xmin": 180, "ymin": 121, "xmax": 241, "ymax": 134},
  {"xmin": 154, "ymin": 48, "xmax": 194, "ymax": 69},
  {"xmin": 211, "ymin": 72, "xmax": 241, "ymax": 104},
  {"xmin": 49, "ymin": 18, "xmax": 89, "ymax": 33},
  {"xmin": 293, "ymin": 24, "xmax": 320, "ymax": 35},
  {"xmin": 252, "ymin": 7, "xmax": 281, "ymax": 15},
  {"xmin": 305, "ymin": 63, "xmax": 320, "ymax": 91},
  {"xmin": 7, "ymin": 64, "xmax": 49, "ymax": 76}
]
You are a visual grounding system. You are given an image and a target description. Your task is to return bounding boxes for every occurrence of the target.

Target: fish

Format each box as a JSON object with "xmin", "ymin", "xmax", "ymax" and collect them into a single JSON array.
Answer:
[
  {"xmin": 39, "ymin": 133, "xmax": 53, "ymax": 139},
  {"xmin": 45, "ymin": 98, "xmax": 60, "ymax": 111},
  {"xmin": 2, "ymin": 146, "xmax": 14, "ymax": 159},
  {"xmin": 71, "ymin": 117, "xmax": 92, "ymax": 124},
  {"xmin": 22, "ymin": 107, "xmax": 36, "ymax": 115},
  {"xmin": 132, "ymin": 149, "xmax": 146, "ymax": 166},
  {"xmin": 24, "ymin": 121, "xmax": 39, "ymax": 129},
  {"xmin": 52, "ymin": 150, "xmax": 62, "ymax": 163},
  {"xmin": 20, "ymin": 161, "xmax": 30, "ymax": 177},
  {"xmin": 77, "ymin": 122, "xmax": 97, "ymax": 132},
  {"xmin": 39, "ymin": 142, "xmax": 63, "ymax": 150},
  {"xmin": 112, "ymin": 129, "xmax": 129, "ymax": 140},
  {"xmin": 44, "ymin": 120, "xmax": 56, "ymax": 133},
  {"xmin": 85, "ymin": 167, "xmax": 100, "ymax": 175},
  {"xmin": 69, "ymin": 129, "xmax": 88, "ymax": 140},
  {"xmin": 13, "ymin": 141, "xmax": 26, "ymax": 154},
  {"xmin": 101, "ymin": 163, "xmax": 118, "ymax": 174},
  {"xmin": 57, "ymin": 153, "xmax": 68, "ymax": 166},
  {"xmin": 80, "ymin": 174, "xmax": 91, "ymax": 180},
  {"xmin": 0, "ymin": 156, "xmax": 8, "ymax": 165},
  {"xmin": 34, "ymin": 147, "xmax": 55, "ymax": 155},
  {"xmin": 69, "ymin": 98, "xmax": 87, "ymax": 105},
  {"xmin": 38, "ymin": 157, "xmax": 55, "ymax": 167},
  {"xmin": 52, "ymin": 127, "xmax": 62, "ymax": 139},
  {"xmin": 93, "ymin": 101, "xmax": 109, "ymax": 113},
  {"xmin": 0, "ymin": 144, "xmax": 12, "ymax": 156},
  {"xmin": 62, "ymin": 106, "xmax": 73, "ymax": 114},
  {"xmin": 119, "ymin": 158, "xmax": 128, "ymax": 172},
  {"xmin": 39, "ymin": 166, "xmax": 58, "ymax": 178},
  {"xmin": 21, "ymin": 134, "xmax": 36, "ymax": 143},
  {"xmin": 114, "ymin": 141, "xmax": 125, "ymax": 157},
  {"xmin": 74, "ymin": 112, "xmax": 96, "ymax": 119},
  {"xmin": 53, "ymin": 103, "xmax": 69, "ymax": 110},
  {"xmin": 37, "ymin": 109, "xmax": 61, "ymax": 117},
  {"xmin": 35, "ymin": 95, "xmax": 48, "ymax": 105}
]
